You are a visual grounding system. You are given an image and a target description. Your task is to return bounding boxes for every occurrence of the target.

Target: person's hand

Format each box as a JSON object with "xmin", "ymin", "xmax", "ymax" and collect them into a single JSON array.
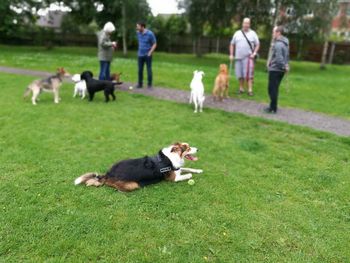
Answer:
[
  {"xmin": 250, "ymin": 52, "xmax": 256, "ymax": 59},
  {"xmin": 285, "ymin": 64, "xmax": 290, "ymax": 73},
  {"xmin": 229, "ymin": 55, "xmax": 234, "ymax": 61},
  {"xmin": 112, "ymin": 41, "xmax": 117, "ymax": 50},
  {"xmin": 147, "ymin": 51, "xmax": 152, "ymax": 57}
]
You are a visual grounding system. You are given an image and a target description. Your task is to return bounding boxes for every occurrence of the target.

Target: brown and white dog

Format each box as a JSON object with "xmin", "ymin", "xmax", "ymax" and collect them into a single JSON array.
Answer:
[
  {"xmin": 212, "ymin": 64, "xmax": 229, "ymax": 101},
  {"xmin": 74, "ymin": 142, "xmax": 203, "ymax": 192},
  {"xmin": 24, "ymin": 68, "xmax": 70, "ymax": 105}
]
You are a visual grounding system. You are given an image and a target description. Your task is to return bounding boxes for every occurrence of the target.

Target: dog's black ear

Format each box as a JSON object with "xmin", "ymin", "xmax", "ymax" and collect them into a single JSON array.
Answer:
[{"xmin": 88, "ymin": 71, "xmax": 93, "ymax": 78}]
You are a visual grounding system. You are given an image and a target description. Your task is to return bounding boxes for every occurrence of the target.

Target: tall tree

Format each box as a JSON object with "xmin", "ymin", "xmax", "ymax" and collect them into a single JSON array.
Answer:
[
  {"xmin": 118, "ymin": 0, "xmax": 150, "ymax": 55},
  {"xmin": 205, "ymin": 0, "xmax": 237, "ymax": 53},
  {"xmin": 178, "ymin": 0, "xmax": 210, "ymax": 56},
  {"xmin": 62, "ymin": 0, "xmax": 150, "ymax": 55},
  {"xmin": 236, "ymin": 0, "xmax": 272, "ymax": 28},
  {"xmin": 266, "ymin": 0, "xmax": 337, "ymax": 64},
  {"xmin": 0, "ymin": 0, "xmax": 42, "ymax": 37},
  {"xmin": 315, "ymin": 0, "xmax": 338, "ymax": 69}
]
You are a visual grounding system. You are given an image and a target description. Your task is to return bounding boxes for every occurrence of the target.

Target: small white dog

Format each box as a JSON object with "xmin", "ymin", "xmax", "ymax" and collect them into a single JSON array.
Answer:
[
  {"xmin": 189, "ymin": 70, "xmax": 205, "ymax": 113},
  {"xmin": 72, "ymin": 74, "xmax": 87, "ymax": 99}
]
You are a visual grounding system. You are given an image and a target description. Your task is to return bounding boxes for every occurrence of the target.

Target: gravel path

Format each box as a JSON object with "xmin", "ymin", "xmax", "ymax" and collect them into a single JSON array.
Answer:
[{"xmin": 1, "ymin": 65, "xmax": 349, "ymax": 137}]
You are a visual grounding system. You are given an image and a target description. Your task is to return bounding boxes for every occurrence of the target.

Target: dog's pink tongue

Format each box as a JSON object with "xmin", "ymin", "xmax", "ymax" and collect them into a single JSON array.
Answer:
[{"xmin": 186, "ymin": 155, "xmax": 198, "ymax": 161}]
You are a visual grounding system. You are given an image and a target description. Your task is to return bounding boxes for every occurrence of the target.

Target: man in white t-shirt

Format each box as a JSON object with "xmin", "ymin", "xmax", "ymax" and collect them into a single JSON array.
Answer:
[{"xmin": 229, "ymin": 18, "xmax": 260, "ymax": 96}]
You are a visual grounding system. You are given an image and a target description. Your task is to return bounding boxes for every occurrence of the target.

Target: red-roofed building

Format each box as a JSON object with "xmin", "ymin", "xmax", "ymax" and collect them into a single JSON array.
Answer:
[{"xmin": 332, "ymin": 0, "xmax": 350, "ymax": 40}]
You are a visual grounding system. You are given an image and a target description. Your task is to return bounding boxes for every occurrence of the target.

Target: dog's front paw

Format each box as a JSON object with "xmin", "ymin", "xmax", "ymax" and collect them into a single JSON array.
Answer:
[{"xmin": 196, "ymin": 169, "xmax": 203, "ymax": 173}]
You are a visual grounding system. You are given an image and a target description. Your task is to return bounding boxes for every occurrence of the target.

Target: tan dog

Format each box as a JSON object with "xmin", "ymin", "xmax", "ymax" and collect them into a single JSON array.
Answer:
[
  {"xmin": 212, "ymin": 64, "xmax": 229, "ymax": 101},
  {"xmin": 24, "ymin": 68, "xmax": 69, "ymax": 105},
  {"xmin": 111, "ymin": 72, "xmax": 123, "ymax": 85}
]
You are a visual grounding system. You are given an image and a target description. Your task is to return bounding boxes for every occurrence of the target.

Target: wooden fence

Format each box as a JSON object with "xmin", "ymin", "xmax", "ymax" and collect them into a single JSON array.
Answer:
[{"xmin": 1, "ymin": 32, "xmax": 349, "ymax": 64}]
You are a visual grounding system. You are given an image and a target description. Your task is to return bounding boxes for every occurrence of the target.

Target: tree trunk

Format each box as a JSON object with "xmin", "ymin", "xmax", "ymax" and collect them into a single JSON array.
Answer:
[
  {"xmin": 328, "ymin": 42, "xmax": 335, "ymax": 64},
  {"xmin": 297, "ymin": 37, "xmax": 304, "ymax": 60},
  {"xmin": 122, "ymin": 2, "xmax": 128, "ymax": 56},
  {"xmin": 195, "ymin": 36, "xmax": 202, "ymax": 57},
  {"xmin": 320, "ymin": 40, "xmax": 329, "ymax": 70},
  {"xmin": 216, "ymin": 37, "xmax": 220, "ymax": 53},
  {"xmin": 193, "ymin": 39, "xmax": 196, "ymax": 55},
  {"xmin": 267, "ymin": 0, "xmax": 281, "ymax": 65},
  {"xmin": 320, "ymin": 0, "xmax": 334, "ymax": 69}
]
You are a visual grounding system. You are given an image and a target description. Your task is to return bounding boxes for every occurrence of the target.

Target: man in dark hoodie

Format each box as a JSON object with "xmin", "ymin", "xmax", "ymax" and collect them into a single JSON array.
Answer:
[{"xmin": 265, "ymin": 26, "xmax": 289, "ymax": 114}]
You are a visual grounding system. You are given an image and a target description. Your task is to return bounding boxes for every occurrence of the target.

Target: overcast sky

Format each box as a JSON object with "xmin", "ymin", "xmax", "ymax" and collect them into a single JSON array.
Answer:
[
  {"xmin": 147, "ymin": 0, "xmax": 183, "ymax": 16},
  {"xmin": 34, "ymin": 1, "xmax": 183, "ymax": 17}
]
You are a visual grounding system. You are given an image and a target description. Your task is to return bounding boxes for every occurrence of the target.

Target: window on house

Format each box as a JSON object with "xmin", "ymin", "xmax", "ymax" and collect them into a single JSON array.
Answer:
[
  {"xmin": 347, "ymin": 4, "xmax": 350, "ymax": 16},
  {"xmin": 286, "ymin": 7, "xmax": 295, "ymax": 17},
  {"xmin": 304, "ymin": 9, "xmax": 314, "ymax": 18}
]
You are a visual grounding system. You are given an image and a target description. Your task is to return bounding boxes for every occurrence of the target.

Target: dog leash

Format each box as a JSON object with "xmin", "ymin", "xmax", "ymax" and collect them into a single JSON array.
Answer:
[
  {"xmin": 246, "ymin": 57, "xmax": 255, "ymax": 82},
  {"xmin": 229, "ymin": 60, "xmax": 233, "ymax": 77},
  {"xmin": 229, "ymin": 60, "xmax": 233, "ymax": 96}
]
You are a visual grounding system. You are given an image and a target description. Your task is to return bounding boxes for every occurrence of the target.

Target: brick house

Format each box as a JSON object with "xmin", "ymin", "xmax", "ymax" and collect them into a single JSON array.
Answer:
[{"xmin": 332, "ymin": 0, "xmax": 350, "ymax": 40}]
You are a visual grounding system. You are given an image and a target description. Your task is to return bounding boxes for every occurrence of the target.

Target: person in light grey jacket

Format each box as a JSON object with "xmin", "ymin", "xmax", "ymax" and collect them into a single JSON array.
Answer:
[
  {"xmin": 97, "ymin": 22, "xmax": 117, "ymax": 80},
  {"xmin": 265, "ymin": 26, "xmax": 290, "ymax": 114}
]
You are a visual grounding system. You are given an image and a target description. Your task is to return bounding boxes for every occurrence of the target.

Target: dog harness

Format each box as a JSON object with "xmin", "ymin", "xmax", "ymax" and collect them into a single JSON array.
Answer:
[{"xmin": 150, "ymin": 151, "xmax": 179, "ymax": 175}]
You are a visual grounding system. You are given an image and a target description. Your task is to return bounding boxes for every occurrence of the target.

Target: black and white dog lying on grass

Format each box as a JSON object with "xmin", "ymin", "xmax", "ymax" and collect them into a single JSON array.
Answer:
[
  {"xmin": 80, "ymin": 71, "xmax": 116, "ymax": 102},
  {"xmin": 74, "ymin": 142, "xmax": 203, "ymax": 192}
]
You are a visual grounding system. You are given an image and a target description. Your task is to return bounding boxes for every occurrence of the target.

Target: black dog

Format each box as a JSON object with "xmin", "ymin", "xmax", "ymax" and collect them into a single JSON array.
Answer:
[{"xmin": 80, "ymin": 71, "xmax": 116, "ymax": 102}]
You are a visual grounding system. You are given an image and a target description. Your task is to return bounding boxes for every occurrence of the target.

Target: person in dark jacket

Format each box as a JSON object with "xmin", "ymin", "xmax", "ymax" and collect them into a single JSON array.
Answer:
[
  {"xmin": 265, "ymin": 26, "xmax": 290, "ymax": 114},
  {"xmin": 97, "ymin": 22, "xmax": 117, "ymax": 80}
]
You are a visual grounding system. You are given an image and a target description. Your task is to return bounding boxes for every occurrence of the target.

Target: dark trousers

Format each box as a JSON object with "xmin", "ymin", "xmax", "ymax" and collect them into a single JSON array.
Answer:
[
  {"xmin": 268, "ymin": 71, "xmax": 285, "ymax": 112},
  {"xmin": 99, "ymin": 61, "xmax": 111, "ymax": 80},
  {"xmin": 138, "ymin": 56, "xmax": 152, "ymax": 87}
]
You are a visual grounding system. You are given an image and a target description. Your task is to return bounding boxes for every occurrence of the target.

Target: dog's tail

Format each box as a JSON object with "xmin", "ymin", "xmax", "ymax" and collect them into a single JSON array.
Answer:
[
  {"xmin": 23, "ymin": 87, "xmax": 31, "ymax": 98},
  {"xmin": 74, "ymin": 172, "xmax": 106, "ymax": 187}
]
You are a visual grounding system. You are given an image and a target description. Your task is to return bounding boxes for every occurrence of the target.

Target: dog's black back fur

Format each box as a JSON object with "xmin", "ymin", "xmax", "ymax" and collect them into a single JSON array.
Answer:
[
  {"xmin": 105, "ymin": 151, "xmax": 174, "ymax": 187},
  {"xmin": 80, "ymin": 71, "xmax": 116, "ymax": 102}
]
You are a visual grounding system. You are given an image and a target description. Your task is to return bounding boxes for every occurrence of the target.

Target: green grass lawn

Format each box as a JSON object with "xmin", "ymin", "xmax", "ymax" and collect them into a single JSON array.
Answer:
[
  {"xmin": 1, "ymin": 72, "xmax": 350, "ymax": 262},
  {"xmin": 0, "ymin": 45, "xmax": 349, "ymax": 118}
]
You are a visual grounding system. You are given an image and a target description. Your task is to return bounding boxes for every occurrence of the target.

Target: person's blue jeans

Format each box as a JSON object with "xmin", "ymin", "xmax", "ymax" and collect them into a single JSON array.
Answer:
[
  {"xmin": 99, "ymin": 61, "xmax": 111, "ymax": 80},
  {"xmin": 138, "ymin": 55, "xmax": 152, "ymax": 87}
]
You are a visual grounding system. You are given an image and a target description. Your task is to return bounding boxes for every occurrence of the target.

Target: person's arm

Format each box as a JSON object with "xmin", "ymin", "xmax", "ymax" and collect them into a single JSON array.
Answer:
[
  {"xmin": 229, "ymin": 34, "xmax": 236, "ymax": 61},
  {"xmin": 147, "ymin": 33, "xmax": 157, "ymax": 56},
  {"xmin": 148, "ymin": 43, "xmax": 157, "ymax": 56},
  {"xmin": 254, "ymin": 43, "xmax": 260, "ymax": 55},
  {"xmin": 250, "ymin": 33, "xmax": 260, "ymax": 58},
  {"xmin": 285, "ymin": 44, "xmax": 290, "ymax": 72},
  {"xmin": 101, "ymin": 35, "xmax": 114, "ymax": 48},
  {"xmin": 274, "ymin": 43, "xmax": 286, "ymax": 71},
  {"xmin": 229, "ymin": 44, "xmax": 235, "ymax": 61}
]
